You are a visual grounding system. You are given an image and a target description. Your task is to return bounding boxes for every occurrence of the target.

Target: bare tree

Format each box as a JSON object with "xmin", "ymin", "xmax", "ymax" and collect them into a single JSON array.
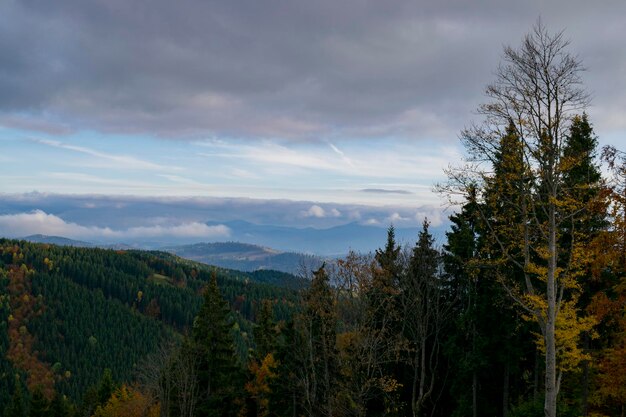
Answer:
[
  {"xmin": 440, "ymin": 21, "xmax": 591, "ymax": 417},
  {"xmin": 172, "ymin": 344, "xmax": 200, "ymax": 417},
  {"xmin": 136, "ymin": 341, "xmax": 176, "ymax": 417}
]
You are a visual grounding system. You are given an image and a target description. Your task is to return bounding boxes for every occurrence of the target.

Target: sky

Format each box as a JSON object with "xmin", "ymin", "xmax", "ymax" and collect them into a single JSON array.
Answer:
[{"xmin": 1, "ymin": 0, "xmax": 625, "ymax": 243}]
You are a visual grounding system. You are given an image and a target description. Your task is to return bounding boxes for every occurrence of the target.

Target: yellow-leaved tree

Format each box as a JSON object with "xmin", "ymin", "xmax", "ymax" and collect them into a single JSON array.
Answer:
[{"xmin": 440, "ymin": 21, "xmax": 602, "ymax": 417}]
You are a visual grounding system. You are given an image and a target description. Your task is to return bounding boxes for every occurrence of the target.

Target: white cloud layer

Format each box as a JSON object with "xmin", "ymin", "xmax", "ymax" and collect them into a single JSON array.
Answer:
[
  {"xmin": 299, "ymin": 205, "xmax": 342, "ymax": 218},
  {"xmin": 0, "ymin": 210, "xmax": 231, "ymax": 241}
]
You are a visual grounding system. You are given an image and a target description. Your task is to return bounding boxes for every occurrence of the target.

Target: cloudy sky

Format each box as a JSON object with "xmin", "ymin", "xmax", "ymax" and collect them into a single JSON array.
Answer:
[{"xmin": 1, "ymin": 0, "xmax": 625, "ymax": 241}]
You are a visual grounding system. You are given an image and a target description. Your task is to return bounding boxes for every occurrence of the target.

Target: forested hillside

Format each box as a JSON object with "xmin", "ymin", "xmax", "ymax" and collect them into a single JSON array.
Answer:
[
  {"xmin": 0, "ymin": 240, "xmax": 302, "ymax": 415},
  {"xmin": 165, "ymin": 242, "xmax": 323, "ymax": 275},
  {"xmin": 3, "ymin": 22, "xmax": 626, "ymax": 417},
  {"xmin": 3, "ymin": 124, "xmax": 626, "ymax": 416}
]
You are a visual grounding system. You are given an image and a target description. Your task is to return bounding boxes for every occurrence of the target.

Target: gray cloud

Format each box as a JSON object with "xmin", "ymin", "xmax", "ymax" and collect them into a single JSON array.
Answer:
[
  {"xmin": 0, "ymin": 192, "xmax": 445, "ymax": 229},
  {"xmin": 0, "ymin": 1, "xmax": 624, "ymax": 140},
  {"xmin": 361, "ymin": 188, "xmax": 412, "ymax": 195}
]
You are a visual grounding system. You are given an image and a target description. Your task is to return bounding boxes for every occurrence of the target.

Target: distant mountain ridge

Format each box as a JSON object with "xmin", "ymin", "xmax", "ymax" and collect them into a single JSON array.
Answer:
[
  {"xmin": 208, "ymin": 220, "xmax": 444, "ymax": 255},
  {"xmin": 21, "ymin": 235, "xmax": 323, "ymax": 275},
  {"xmin": 17, "ymin": 220, "xmax": 446, "ymax": 257},
  {"xmin": 23, "ymin": 234, "xmax": 137, "ymax": 250},
  {"xmin": 23, "ymin": 234, "xmax": 94, "ymax": 247},
  {"xmin": 165, "ymin": 241, "xmax": 324, "ymax": 275}
]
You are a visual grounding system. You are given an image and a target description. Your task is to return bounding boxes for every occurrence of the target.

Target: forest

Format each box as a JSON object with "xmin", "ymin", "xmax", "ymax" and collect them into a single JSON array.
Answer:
[{"xmin": 2, "ymin": 22, "xmax": 626, "ymax": 417}]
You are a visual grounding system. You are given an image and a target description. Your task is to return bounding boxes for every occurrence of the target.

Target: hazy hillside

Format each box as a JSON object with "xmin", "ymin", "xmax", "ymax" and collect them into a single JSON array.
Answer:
[
  {"xmin": 207, "ymin": 220, "xmax": 445, "ymax": 255},
  {"xmin": 23, "ymin": 234, "xmax": 93, "ymax": 247},
  {"xmin": 14, "ymin": 221, "xmax": 448, "ymax": 257},
  {"xmin": 166, "ymin": 241, "xmax": 324, "ymax": 275}
]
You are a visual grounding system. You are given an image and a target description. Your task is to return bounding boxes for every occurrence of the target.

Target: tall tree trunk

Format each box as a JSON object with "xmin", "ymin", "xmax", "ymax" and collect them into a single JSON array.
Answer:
[
  {"xmin": 581, "ymin": 333, "xmax": 590, "ymax": 416},
  {"xmin": 472, "ymin": 371, "xmax": 477, "ymax": 417},
  {"xmin": 503, "ymin": 363, "xmax": 510, "ymax": 417},
  {"xmin": 545, "ymin": 206, "xmax": 558, "ymax": 417},
  {"xmin": 534, "ymin": 349, "xmax": 540, "ymax": 404},
  {"xmin": 412, "ymin": 348, "xmax": 419, "ymax": 417}
]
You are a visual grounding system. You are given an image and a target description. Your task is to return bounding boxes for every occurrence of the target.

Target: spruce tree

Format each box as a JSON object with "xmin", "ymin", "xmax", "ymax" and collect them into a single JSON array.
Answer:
[
  {"xmin": 49, "ymin": 392, "xmax": 72, "ymax": 417},
  {"xmin": 561, "ymin": 113, "xmax": 607, "ymax": 414},
  {"xmin": 253, "ymin": 299, "xmax": 277, "ymax": 360},
  {"xmin": 6, "ymin": 381, "xmax": 26, "ymax": 417},
  {"xmin": 401, "ymin": 220, "xmax": 447, "ymax": 417},
  {"xmin": 97, "ymin": 368, "xmax": 116, "ymax": 406},
  {"xmin": 300, "ymin": 265, "xmax": 339, "ymax": 417},
  {"xmin": 191, "ymin": 271, "xmax": 240, "ymax": 417},
  {"xmin": 375, "ymin": 225, "xmax": 401, "ymax": 281},
  {"xmin": 29, "ymin": 387, "xmax": 49, "ymax": 417}
]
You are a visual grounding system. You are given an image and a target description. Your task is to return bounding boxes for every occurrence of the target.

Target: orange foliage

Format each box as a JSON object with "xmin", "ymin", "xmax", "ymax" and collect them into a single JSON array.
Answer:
[
  {"xmin": 4, "ymin": 264, "xmax": 56, "ymax": 399},
  {"xmin": 244, "ymin": 353, "xmax": 279, "ymax": 417},
  {"xmin": 93, "ymin": 385, "xmax": 160, "ymax": 417}
]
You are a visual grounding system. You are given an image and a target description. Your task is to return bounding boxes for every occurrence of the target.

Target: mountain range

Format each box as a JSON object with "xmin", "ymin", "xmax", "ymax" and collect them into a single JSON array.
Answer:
[
  {"xmin": 21, "ymin": 221, "xmax": 445, "ymax": 274},
  {"xmin": 165, "ymin": 241, "xmax": 324, "ymax": 275}
]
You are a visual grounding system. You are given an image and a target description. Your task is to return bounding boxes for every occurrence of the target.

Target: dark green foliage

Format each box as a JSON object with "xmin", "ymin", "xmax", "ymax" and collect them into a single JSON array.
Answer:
[
  {"xmin": 29, "ymin": 271, "xmax": 170, "ymax": 400},
  {"xmin": 0, "ymin": 122, "xmax": 616, "ymax": 417},
  {"xmin": 371, "ymin": 225, "xmax": 402, "ymax": 330},
  {"xmin": 5, "ymin": 380, "xmax": 27, "ymax": 417},
  {"xmin": 29, "ymin": 387, "xmax": 49, "ymax": 417},
  {"xmin": 264, "ymin": 319, "xmax": 302, "ymax": 417},
  {"xmin": 560, "ymin": 113, "xmax": 607, "ymax": 414},
  {"xmin": 96, "ymin": 369, "xmax": 116, "ymax": 407},
  {"xmin": 0, "ymin": 239, "xmax": 301, "ymax": 412},
  {"xmin": 48, "ymin": 392, "xmax": 73, "ymax": 417},
  {"xmin": 0, "ymin": 269, "xmax": 18, "ymax": 411},
  {"xmin": 191, "ymin": 273, "xmax": 242, "ymax": 417},
  {"xmin": 442, "ymin": 129, "xmax": 535, "ymax": 417},
  {"xmin": 253, "ymin": 299, "xmax": 277, "ymax": 359},
  {"xmin": 375, "ymin": 225, "xmax": 401, "ymax": 280},
  {"xmin": 299, "ymin": 265, "xmax": 340, "ymax": 416},
  {"xmin": 78, "ymin": 385, "xmax": 99, "ymax": 417},
  {"xmin": 563, "ymin": 113, "xmax": 601, "ymax": 193}
]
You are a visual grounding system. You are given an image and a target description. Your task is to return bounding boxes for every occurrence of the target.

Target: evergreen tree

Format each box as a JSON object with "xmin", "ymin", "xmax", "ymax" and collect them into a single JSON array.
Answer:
[
  {"xmin": 443, "ymin": 194, "xmax": 483, "ymax": 417},
  {"xmin": 29, "ymin": 387, "xmax": 50, "ymax": 417},
  {"xmin": 97, "ymin": 369, "xmax": 116, "ymax": 406},
  {"xmin": 49, "ymin": 393, "xmax": 73, "ymax": 417},
  {"xmin": 253, "ymin": 299, "xmax": 277, "ymax": 360},
  {"xmin": 480, "ymin": 122, "xmax": 532, "ymax": 416},
  {"xmin": 6, "ymin": 380, "xmax": 26, "ymax": 417},
  {"xmin": 561, "ymin": 113, "xmax": 607, "ymax": 414},
  {"xmin": 299, "ymin": 265, "xmax": 340, "ymax": 417},
  {"xmin": 371, "ymin": 225, "xmax": 401, "ymax": 329},
  {"xmin": 400, "ymin": 220, "xmax": 448, "ymax": 417},
  {"xmin": 367, "ymin": 226, "xmax": 404, "ymax": 415},
  {"xmin": 375, "ymin": 225, "xmax": 401, "ymax": 281},
  {"xmin": 191, "ymin": 271, "xmax": 240, "ymax": 417}
]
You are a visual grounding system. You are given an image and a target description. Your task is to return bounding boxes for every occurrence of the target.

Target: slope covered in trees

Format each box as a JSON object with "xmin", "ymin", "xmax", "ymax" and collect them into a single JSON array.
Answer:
[
  {"xmin": 3, "ymin": 22, "xmax": 626, "ymax": 417},
  {"xmin": 0, "ymin": 240, "xmax": 302, "ymax": 414},
  {"xmin": 165, "ymin": 242, "xmax": 324, "ymax": 275}
]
